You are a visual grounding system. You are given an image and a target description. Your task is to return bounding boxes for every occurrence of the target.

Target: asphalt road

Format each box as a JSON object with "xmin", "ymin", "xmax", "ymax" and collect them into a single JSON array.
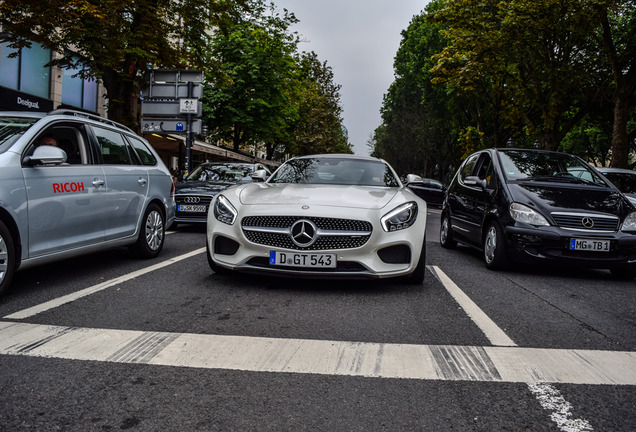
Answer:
[{"xmin": 0, "ymin": 209, "xmax": 634, "ymax": 431}]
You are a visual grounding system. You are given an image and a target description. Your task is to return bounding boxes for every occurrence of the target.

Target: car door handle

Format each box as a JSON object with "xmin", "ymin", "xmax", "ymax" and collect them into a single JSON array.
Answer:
[
  {"xmin": 92, "ymin": 178, "xmax": 105, "ymax": 187},
  {"xmin": 138, "ymin": 178, "xmax": 147, "ymax": 187}
]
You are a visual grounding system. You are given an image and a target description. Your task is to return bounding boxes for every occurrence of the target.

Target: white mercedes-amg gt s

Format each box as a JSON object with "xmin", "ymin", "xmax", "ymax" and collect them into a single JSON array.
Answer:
[{"xmin": 206, "ymin": 154, "xmax": 428, "ymax": 283}]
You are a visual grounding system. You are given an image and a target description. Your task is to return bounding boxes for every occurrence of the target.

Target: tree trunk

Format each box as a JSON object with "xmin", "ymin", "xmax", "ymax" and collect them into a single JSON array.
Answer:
[
  {"xmin": 101, "ymin": 68, "xmax": 137, "ymax": 129},
  {"xmin": 610, "ymin": 92, "xmax": 631, "ymax": 168}
]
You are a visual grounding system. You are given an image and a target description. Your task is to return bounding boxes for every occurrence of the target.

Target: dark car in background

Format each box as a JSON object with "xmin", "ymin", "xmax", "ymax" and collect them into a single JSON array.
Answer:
[
  {"xmin": 173, "ymin": 161, "xmax": 271, "ymax": 227},
  {"xmin": 597, "ymin": 167, "xmax": 636, "ymax": 206},
  {"xmin": 405, "ymin": 177, "xmax": 447, "ymax": 207},
  {"xmin": 440, "ymin": 148, "xmax": 636, "ymax": 279}
]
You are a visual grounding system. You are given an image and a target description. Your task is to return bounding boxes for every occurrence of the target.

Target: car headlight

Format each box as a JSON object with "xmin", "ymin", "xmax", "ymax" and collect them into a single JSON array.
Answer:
[
  {"xmin": 381, "ymin": 202, "xmax": 418, "ymax": 232},
  {"xmin": 509, "ymin": 203, "xmax": 549, "ymax": 226},
  {"xmin": 621, "ymin": 211, "xmax": 636, "ymax": 232},
  {"xmin": 213, "ymin": 194, "xmax": 237, "ymax": 225}
]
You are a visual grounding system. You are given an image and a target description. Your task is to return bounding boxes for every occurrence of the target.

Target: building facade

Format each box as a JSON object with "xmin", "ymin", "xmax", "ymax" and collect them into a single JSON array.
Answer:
[{"xmin": 0, "ymin": 40, "xmax": 107, "ymax": 115}]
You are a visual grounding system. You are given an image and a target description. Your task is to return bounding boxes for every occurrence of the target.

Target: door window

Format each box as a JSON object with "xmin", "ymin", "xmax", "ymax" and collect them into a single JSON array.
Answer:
[
  {"xmin": 458, "ymin": 153, "xmax": 480, "ymax": 183},
  {"xmin": 94, "ymin": 127, "xmax": 134, "ymax": 165},
  {"xmin": 27, "ymin": 123, "xmax": 91, "ymax": 164}
]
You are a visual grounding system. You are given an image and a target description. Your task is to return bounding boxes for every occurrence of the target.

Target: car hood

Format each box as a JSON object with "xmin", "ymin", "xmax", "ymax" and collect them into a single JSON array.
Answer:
[
  {"xmin": 508, "ymin": 182, "xmax": 630, "ymax": 216},
  {"xmin": 174, "ymin": 180, "xmax": 241, "ymax": 195},
  {"xmin": 238, "ymin": 183, "xmax": 400, "ymax": 209}
]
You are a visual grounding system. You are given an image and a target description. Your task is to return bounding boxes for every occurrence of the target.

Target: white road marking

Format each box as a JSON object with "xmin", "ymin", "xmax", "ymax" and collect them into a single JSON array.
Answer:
[
  {"xmin": 428, "ymin": 266, "xmax": 516, "ymax": 347},
  {"xmin": 4, "ymin": 248, "xmax": 206, "ymax": 320},
  {"xmin": 0, "ymin": 321, "xmax": 634, "ymax": 388},
  {"xmin": 2, "ymin": 255, "xmax": 625, "ymax": 431},
  {"xmin": 429, "ymin": 265, "xmax": 595, "ymax": 432}
]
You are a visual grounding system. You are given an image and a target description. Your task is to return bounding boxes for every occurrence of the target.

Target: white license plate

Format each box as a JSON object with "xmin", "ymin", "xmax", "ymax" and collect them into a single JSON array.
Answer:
[
  {"xmin": 569, "ymin": 238, "xmax": 610, "ymax": 252},
  {"xmin": 178, "ymin": 204, "xmax": 207, "ymax": 213},
  {"xmin": 269, "ymin": 251, "xmax": 337, "ymax": 268}
]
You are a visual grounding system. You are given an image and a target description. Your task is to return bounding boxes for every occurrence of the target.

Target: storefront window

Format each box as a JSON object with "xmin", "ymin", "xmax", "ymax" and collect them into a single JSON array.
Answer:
[
  {"xmin": 0, "ymin": 42, "xmax": 19, "ymax": 88},
  {"xmin": 0, "ymin": 42, "xmax": 51, "ymax": 98},
  {"xmin": 20, "ymin": 43, "xmax": 50, "ymax": 98},
  {"xmin": 0, "ymin": 41, "xmax": 50, "ymax": 97},
  {"xmin": 62, "ymin": 58, "xmax": 98, "ymax": 112}
]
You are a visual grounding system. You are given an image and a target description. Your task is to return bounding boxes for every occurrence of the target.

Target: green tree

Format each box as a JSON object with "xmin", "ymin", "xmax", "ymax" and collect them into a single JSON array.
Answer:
[
  {"xmin": 374, "ymin": 1, "xmax": 460, "ymax": 179},
  {"xmin": 203, "ymin": 1, "xmax": 300, "ymax": 158},
  {"xmin": 288, "ymin": 51, "xmax": 351, "ymax": 156},
  {"xmin": 0, "ymin": 0, "xmax": 249, "ymax": 127},
  {"xmin": 431, "ymin": 0, "xmax": 604, "ymax": 152},
  {"xmin": 593, "ymin": 0, "xmax": 636, "ymax": 167}
]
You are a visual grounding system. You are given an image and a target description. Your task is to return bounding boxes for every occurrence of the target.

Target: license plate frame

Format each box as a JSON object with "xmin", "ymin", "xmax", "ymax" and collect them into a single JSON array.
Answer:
[
  {"xmin": 569, "ymin": 238, "xmax": 610, "ymax": 252},
  {"xmin": 269, "ymin": 251, "xmax": 337, "ymax": 268},
  {"xmin": 177, "ymin": 204, "xmax": 207, "ymax": 213}
]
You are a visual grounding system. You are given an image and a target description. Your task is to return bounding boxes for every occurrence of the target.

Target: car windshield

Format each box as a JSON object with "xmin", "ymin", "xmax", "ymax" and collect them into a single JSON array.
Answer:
[
  {"xmin": 499, "ymin": 150, "xmax": 607, "ymax": 186},
  {"xmin": 186, "ymin": 163, "xmax": 255, "ymax": 183},
  {"xmin": 0, "ymin": 116, "xmax": 39, "ymax": 154},
  {"xmin": 604, "ymin": 172, "xmax": 636, "ymax": 194},
  {"xmin": 269, "ymin": 157, "xmax": 400, "ymax": 187}
]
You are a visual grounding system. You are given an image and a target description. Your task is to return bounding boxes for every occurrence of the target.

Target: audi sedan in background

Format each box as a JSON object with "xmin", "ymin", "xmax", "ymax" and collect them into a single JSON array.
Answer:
[
  {"xmin": 206, "ymin": 154, "xmax": 428, "ymax": 283},
  {"xmin": 440, "ymin": 148, "xmax": 636, "ymax": 279},
  {"xmin": 172, "ymin": 161, "xmax": 271, "ymax": 227}
]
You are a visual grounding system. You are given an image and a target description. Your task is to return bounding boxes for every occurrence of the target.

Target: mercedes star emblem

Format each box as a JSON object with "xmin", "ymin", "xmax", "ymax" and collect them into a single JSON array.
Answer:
[
  {"xmin": 581, "ymin": 216, "xmax": 594, "ymax": 229},
  {"xmin": 290, "ymin": 219, "xmax": 318, "ymax": 247}
]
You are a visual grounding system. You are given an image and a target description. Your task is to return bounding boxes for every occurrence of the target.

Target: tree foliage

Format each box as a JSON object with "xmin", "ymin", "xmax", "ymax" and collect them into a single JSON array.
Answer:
[
  {"xmin": 203, "ymin": 1, "xmax": 350, "ymax": 159},
  {"xmin": 377, "ymin": 0, "xmax": 635, "ymax": 172},
  {"xmin": 288, "ymin": 51, "xmax": 351, "ymax": 156},
  {"xmin": 203, "ymin": 2, "xmax": 300, "ymax": 157},
  {"xmin": 373, "ymin": 0, "xmax": 461, "ymax": 179},
  {"xmin": 0, "ymin": 0, "xmax": 253, "ymax": 127}
]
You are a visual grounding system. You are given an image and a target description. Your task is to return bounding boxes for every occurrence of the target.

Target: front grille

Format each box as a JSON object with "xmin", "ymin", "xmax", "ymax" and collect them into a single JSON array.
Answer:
[
  {"xmin": 175, "ymin": 194, "xmax": 213, "ymax": 219},
  {"xmin": 175, "ymin": 194, "xmax": 214, "ymax": 206},
  {"xmin": 241, "ymin": 216, "xmax": 372, "ymax": 251},
  {"xmin": 245, "ymin": 257, "xmax": 367, "ymax": 272},
  {"xmin": 551, "ymin": 212, "xmax": 619, "ymax": 232}
]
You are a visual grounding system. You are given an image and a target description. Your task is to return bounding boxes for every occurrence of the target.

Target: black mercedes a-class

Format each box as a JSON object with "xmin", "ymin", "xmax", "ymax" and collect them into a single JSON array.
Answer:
[{"xmin": 440, "ymin": 148, "xmax": 636, "ymax": 278}]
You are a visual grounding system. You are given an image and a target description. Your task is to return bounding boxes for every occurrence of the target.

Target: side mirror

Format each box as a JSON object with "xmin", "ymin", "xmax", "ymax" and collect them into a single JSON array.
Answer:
[
  {"xmin": 404, "ymin": 174, "xmax": 423, "ymax": 184},
  {"xmin": 251, "ymin": 169, "xmax": 269, "ymax": 182},
  {"xmin": 23, "ymin": 145, "xmax": 68, "ymax": 166},
  {"xmin": 464, "ymin": 176, "xmax": 486, "ymax": 188}
]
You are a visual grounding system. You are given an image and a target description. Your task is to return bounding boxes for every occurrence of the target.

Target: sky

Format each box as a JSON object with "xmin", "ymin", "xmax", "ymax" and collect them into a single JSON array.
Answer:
[{"xmin": 272, "ymin": 0, "xmax": 429, "ymax": 155}]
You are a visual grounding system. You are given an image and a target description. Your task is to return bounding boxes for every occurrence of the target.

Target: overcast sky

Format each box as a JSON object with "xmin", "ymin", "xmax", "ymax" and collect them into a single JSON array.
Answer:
[{"xmin": 272, "ymin": 0, "xmax": 428, "ymax": 155}]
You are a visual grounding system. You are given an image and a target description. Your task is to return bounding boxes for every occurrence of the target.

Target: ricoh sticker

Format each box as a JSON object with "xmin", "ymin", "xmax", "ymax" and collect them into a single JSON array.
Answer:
[{"xmin": 52, "ymin": 182, "xmax": 85, "ymax": 193}]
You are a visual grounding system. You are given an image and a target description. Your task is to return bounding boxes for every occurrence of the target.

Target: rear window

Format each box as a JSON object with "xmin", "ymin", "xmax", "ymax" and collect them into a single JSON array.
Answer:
[
  {"xmin": 0, "ymin": 116, "xmax": 39, "ymax": 154},
  {"xmin": 127, "ymin": 136, "xmax": 157, "ymax": 166}
]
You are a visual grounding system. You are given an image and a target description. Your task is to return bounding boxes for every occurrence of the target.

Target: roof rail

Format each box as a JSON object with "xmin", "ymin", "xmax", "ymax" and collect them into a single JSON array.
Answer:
[{"xmin": 47, "ymin": 109, "xmax": 134, "ymax": 133}]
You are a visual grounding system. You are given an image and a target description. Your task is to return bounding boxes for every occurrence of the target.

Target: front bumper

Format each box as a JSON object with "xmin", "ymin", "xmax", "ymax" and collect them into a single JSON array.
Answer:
[
  {"xmin": 503, "ymin": 224, "xmax": 636, "ymax": 268},
  {"xmin": 206, "ymin": 204, "xmax": 427, "ymax": 280}
]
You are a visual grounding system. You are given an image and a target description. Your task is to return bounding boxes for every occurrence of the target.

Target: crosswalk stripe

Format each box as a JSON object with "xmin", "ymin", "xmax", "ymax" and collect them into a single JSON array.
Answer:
[{"xmin": 0, "ymin": 320, "xmax": 634, "ymax": 385}]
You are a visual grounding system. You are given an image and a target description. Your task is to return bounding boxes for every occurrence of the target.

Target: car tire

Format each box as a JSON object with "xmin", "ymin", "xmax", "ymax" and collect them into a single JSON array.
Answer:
[
  {"xmin": 610, "ymin": 265, "xmax": 636, "ymax": 280},
  {"xmin": 440, "ymin": 212, "xmax": 457, "ymax": 249},
  {"xmin": 0, "ymin": 220, "xmax": 16, "ymax": 296},
  {"xmin": 483, "ymin": 220, "xmax": 509, "ymax": 270},
  {"xmin": 206, "ymin": 240, "xmax": 228, "ymax": 274},
  {"xmin": 131, "ymin": 203, "xmax": 165, "ymax": 258},
  {"xmin": 404, "ymin": 240, "xmax": 426, "ymax": 284}
]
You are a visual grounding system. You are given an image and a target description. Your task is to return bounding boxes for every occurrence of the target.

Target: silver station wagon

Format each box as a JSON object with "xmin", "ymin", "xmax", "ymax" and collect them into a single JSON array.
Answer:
[{"xmin": 0, "ymin": 109, "xmax": 176, "ymax": 295}]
